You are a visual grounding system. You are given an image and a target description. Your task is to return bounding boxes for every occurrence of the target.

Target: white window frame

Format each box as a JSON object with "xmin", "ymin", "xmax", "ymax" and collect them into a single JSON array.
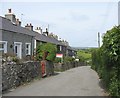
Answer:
[
  {"xmin": 0, "ymin": 41, "xmax": 7, "ymax": 53},
  {"xmin": 60, "ymin": 45, "xmax": 62, "ymax": 51},
  {"xmin": 34, "ymin": 39, "xmax": 36, "ymax": 49},
  {"xmin": 25, "ymin": 43, "xmax": 31, "ymax": 55}
]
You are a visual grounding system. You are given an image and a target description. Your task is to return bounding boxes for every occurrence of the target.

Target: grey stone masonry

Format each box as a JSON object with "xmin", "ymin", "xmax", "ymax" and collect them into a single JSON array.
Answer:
[
  {"xmin": 54, "ymin": 61, "xmax": 86, "ymax": 72},
  {"xmin": 2, "ymin": 61, "xmax": 42, "ymax": 91}
]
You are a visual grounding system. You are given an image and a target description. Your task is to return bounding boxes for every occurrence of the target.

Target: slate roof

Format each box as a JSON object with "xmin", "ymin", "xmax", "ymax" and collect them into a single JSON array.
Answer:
[
  {"xmin": 35, "ymin": 32, "xmax": 66, "ymax": 46},
  {"xmin": 67, "ymin": 46, "xmax": 77, "ymax": 51},
  {"xmin": 0, "ymin": 16, "xmax": 66, "ymax": 46},
  {"xmin": 0, "ymin": 16, "xmax": 75, "ymax": 48},
  {"xmin": 0, "ymin": 16, "xmax": 35, "ymax": 36}
]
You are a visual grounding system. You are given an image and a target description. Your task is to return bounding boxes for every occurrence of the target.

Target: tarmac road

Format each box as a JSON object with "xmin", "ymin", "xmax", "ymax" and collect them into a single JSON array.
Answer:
[{"xmin": 3, "ymin": 66, "xmax": 106, "ymax": 96}]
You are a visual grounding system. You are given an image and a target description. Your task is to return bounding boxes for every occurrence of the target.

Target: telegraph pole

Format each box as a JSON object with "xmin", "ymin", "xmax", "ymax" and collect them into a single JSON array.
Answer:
[{"xmin": 98, "ymin": 32, "xmax": 100, "ymax": 48}]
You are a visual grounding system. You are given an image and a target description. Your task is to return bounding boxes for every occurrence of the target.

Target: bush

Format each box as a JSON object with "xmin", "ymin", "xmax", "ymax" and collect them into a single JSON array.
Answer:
[
  {"xmin": 54, "ymin": 57, "xmax": 61, "ymax": 63},
  {"xmin": 92, "ymin": 26, "xmax": 120, "ymax": 97},
  {"xmin": 77, "ymin": 49, "xmax": 91, "ymax": 63},
  {"xmin": 36, "ymin": 43, "xmax": 57, "ymax": 62},
  {"xmin": 64, "ymin": 56, "xmax": 74, "ymax": 63},
  {"xmin": 2, "ymin": 53, "xmax": 21, "ymax": 64},
  {"xmin": 12, "ymin": 57, "xmax": 20, "ymax": 63},
  {"xmin": 109, "ymin": 67, "xmax": 119, "ymax": 96}
]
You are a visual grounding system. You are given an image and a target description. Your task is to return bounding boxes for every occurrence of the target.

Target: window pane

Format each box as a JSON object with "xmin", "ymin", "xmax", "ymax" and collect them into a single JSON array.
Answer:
[
  {"xmin": 26, "ymin": 44, "xmax": 29, "ymax": 48},
  {"xmin": 26, "ymin": 44, "xmax": 30, "ymax": 55},
  {"xmin": 0, "ymin": 50, "xmax": 4, "ymax": 55},
  {"xmin": 15, "ymin": 46, "xmax": 17, "ymax": 53},
  {"xmin": 0, "ymin": 43, "xmax": 4, "ymax": 48},
  {"xmin": 26, "ymin": 50, "xmax": 28, "ymax": 55}
]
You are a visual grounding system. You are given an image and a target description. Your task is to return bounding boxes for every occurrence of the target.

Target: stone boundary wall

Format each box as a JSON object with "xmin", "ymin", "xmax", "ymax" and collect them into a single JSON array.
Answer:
[
  {"xmin": 2, "ymin": 61, "xmax": 86, "ymax": 91},
  {"xmin": 54, "ymin": 62, "xmax": 86, "ymax": 72},
  {"xmin": 2, "ymin": 61, "xmax": 42, "ymax": 91}
]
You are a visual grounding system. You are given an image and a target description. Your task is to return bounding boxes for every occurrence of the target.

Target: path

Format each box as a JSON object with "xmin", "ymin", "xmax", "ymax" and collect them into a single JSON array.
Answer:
[{"xmin": 3, "ymin": 66, "xmax": 106, "ymax": 96}]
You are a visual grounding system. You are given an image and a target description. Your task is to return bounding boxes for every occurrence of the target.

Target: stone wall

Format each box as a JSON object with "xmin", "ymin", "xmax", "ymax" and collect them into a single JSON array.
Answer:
[
  {"xmin": 54, "ymin": 62, "xmax": 86, "ymax": 72},
  {"xmin": 2, "ymin": 61, "xmax": 42, "ymax": 91},
  {"xmin": 45, "ymin": 61, "xmax": 54, "ymax": 76},
  {"xmin": 2, "ymin": 61, "xmax": 86, "ymax": 91}
]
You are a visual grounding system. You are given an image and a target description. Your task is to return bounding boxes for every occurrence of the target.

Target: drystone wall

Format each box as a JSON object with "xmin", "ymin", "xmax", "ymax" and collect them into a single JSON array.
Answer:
[
  {"xmin": 2, "ymin": 61, "xmax": 86, "ymax": 91},
  {"xmin": 2, "ymin": 61, "xmax": 41, "ymax": 91},
  {"xmin": 54, "ymin": 61, "xmax": 86, "ymax": 72}
]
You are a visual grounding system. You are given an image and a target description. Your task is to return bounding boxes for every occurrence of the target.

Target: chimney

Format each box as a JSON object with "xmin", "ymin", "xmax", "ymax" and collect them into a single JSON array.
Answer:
[
  {"xmin": 25, "ymin": 23, "xmax": 33, "ymax": 31},
  {"xmin": 16, "ymin": 18, "xmax": 21, "ymax": 26},
  {"xmin": 35, "ymin": 27, "xmax": 42, "ymax": 34},
  {"xmin": 5, "ymin": 9, "xmax": 16, "ymax": 23},
  {"xmin": 43, "ymin": 28, "xmax": 49, "ymax": 36},
  {"xmin": 45, "ymin": 28, "xmax": 48, "ymax": 36},
  {"xmin": 8, "ymin": 9, "xmax": 12, "ymax": 13}
]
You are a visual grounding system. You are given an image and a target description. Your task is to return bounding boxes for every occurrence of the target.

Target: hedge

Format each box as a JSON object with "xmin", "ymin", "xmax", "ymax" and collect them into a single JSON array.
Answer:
[{"xmin": 91, "ymin": 26, "xmax": 120, "ymax": 97}]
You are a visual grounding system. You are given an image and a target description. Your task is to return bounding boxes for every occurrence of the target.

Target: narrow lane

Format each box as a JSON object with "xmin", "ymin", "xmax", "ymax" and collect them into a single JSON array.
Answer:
[{"xmin": 3, "ymin": 66, "xmax": 105, "ymax": 96}]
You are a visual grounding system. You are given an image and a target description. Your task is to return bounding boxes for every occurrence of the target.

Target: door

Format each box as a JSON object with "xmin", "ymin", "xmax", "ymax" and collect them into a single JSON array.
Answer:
[
  {"xmin": 41, "ymin": 61, "xmax": 47, "ymax": 77},
  {"xmin": 14, "ymin": 42, "xmax": 22, "ymax": 59}
]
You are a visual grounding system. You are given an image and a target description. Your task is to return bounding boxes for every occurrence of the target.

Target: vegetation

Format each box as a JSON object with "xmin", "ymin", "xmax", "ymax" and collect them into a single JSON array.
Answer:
[
  {"xmin": 36, "ymin": 43, "xmax": 57, "ymax": 62},
  {"xmin": 2, "ymin": 53, "xmax": 21, "ymax": 64},
  {"xmin": 77, "ymin": 49, "xmax": 92, "ymax": 64},
  {"xmin": 91, "ymin": 26, "xmax": 120, "ymax": 97},
  {"xmin": 54, "ymin": 57, "xmax": 61, "ymax": 63},
  {"xmin": 64, "ymin": 56, "xmax": 75, "ymax": 63},
  {"xmin": 54, "ymin": 56, "xmax": 75, "ymax": 63}
]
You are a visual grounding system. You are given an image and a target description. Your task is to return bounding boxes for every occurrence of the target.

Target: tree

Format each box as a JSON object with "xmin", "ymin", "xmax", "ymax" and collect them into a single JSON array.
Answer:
[{"xmin": 36, "ymin": 43, "xmax": 57, "ymax": 62}]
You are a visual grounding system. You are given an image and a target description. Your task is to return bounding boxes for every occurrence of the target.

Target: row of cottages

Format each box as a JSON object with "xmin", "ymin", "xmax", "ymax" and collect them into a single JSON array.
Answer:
[{"xmin": 0, "ymin": 9, "xmax": 77, "ymax": 59}]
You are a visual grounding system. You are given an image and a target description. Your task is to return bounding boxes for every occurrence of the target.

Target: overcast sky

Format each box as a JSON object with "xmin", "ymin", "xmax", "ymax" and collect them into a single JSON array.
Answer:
[{"xmin": 0, "ymin": 1, "xmax": 118, "ymax": 47}]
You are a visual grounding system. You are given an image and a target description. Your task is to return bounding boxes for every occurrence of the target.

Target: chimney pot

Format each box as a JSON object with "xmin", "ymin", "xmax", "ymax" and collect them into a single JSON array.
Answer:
[
  {"xmin": 8, "ymin": 9, "xmax": 11, "ymax": 13},
  {"xmin": 46, "ymin": 28, "xmax": 48, "ymax": 32},
  {"xmin": 16, "ymin": 18, "xmax": 21, "ymax": 26},
  {"xmin": 16, "ymin": 18, "xmax": 19, "ymax": 21},
  {"xmin": 25, "ymin": 23, "xmax": 33, "ymax": 31}
]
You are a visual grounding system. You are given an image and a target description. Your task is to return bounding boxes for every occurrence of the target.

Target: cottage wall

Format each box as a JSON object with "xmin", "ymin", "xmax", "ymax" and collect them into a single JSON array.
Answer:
[{"xmin": 1, "ymin": 29, "xmax": 34, "ymax": 58}]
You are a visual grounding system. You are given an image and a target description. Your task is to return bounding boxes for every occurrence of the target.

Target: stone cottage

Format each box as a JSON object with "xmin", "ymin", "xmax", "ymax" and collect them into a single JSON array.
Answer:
[
  {"xmin": 0, "ymin": 9, "xmax": 77, "ymax": 60},
  {"xmin": 0, "ymin": 9, "xmax": 35, "ymax": 59}
]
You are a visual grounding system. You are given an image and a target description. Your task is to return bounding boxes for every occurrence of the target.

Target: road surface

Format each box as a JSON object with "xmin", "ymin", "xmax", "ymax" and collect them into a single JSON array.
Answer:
[{"xmin": 3, "ymin": 66, "xmax": 106, "ymax": 96}]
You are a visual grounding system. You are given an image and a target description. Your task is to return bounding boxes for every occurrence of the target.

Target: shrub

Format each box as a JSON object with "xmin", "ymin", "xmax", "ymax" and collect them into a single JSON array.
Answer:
[
  {"xmin": 12, "ymin": 57, "xmax": 20, "ymax": 63},
  {"xmin": 54, "ymin": 57, "xmax": 61, "ymax": 63},
  {"xmin": 36, "ymin": 43, "xmax": 57, "ymax": 62},
  {"xmin": 77, "ymin": 49, "xmax": 92, "ymax": 63},
  {"xmin": 92, "ymin": 26, "xmax": 120, "ymax": 97},
  {"xmin": 64, "ymin": 56, "xmax": 75, "ymax": 62}
]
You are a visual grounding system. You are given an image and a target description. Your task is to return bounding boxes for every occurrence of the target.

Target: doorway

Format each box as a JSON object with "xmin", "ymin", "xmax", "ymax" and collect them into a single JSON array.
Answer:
[{"xmin": 14, "ymin": 42, "xmax": 22, "ymax": 59}]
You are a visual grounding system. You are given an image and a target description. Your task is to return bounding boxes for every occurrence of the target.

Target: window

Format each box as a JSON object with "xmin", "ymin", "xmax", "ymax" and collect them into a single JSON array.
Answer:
[
  {"xmin": 25, "ymin": 43, "xmax": 31, "ymax": 55},
  {"xmin": 0, "ymin": 41, "xmax": 7, "ymax": 53},
  {"xmin": 60, "ymin": 46, "xmax": 62, "ymax": 51},
  {"xmin": 15, "ymin": 45, "xmax": 18, "ymax": 54}
]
